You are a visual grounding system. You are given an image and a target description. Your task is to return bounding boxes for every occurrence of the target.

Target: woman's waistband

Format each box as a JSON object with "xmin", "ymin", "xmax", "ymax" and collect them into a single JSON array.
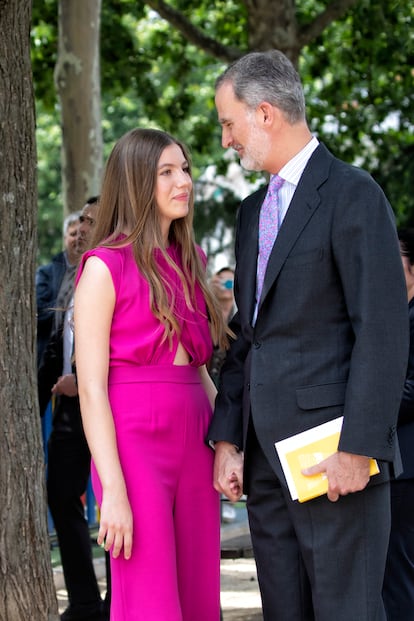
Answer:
[{"xmin": 108, "ymin": 364, "xmax": 201, "ymax": 385}]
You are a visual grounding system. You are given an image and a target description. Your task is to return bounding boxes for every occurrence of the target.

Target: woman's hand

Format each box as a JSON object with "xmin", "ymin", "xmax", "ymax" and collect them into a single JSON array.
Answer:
[{"xmin": 98, "ymin": 488, "xmax": 133, "ymax": 560}]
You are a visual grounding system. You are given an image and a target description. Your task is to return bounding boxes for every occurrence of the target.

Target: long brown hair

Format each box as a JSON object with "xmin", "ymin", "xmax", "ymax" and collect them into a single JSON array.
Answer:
[{"xmin": 90, "ymin": 127, "xmax": 229, "ymax": 350}]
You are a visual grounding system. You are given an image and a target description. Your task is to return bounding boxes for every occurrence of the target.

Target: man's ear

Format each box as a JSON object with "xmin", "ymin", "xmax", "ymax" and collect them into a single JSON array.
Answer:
[
  {"xmin": 257, "ymin": 102, "xmax": 273, "ymax": 124},
  {"xmin": 257, "ymin": 101, "xmax": 283, "ymax": 129}
]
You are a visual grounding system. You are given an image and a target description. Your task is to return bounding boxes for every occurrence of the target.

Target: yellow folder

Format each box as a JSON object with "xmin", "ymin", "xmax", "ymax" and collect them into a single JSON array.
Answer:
[{"xmin": 275, "ymin": 417, "xmax": 380, "ymax": 503}]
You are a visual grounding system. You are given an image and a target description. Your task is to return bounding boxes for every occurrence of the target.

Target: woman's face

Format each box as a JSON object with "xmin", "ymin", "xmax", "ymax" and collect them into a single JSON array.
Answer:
[{"xmin": 155, "ymin": 143, "xmax": 192, "ymax": 238}]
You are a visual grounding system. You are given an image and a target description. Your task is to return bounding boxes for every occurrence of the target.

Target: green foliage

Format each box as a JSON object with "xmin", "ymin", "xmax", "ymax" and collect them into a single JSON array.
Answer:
[
  {"xmin": 32, "ymin": 0, "xmax": 247, "ymax": 261},
  {"xmin": 32, "ymin": 0, "xmax": 414, "ymax": 263},
  {"xmin": 35, "ymin": 101, "xmax": 64, "ymax": 265},
  {"xmin": 100, "ymin": 0, "xmax": 150, "ymax": 96},
  {"xmin": 31, "ymin": 0, "xmax": 148, "ymax": 107},
  {"xmin": 303, "ymin": 0, "xmax": 414, "ymax": 223},
  {"xmin": 31, "ymin": 0, "xmax": 58, "ymax": 108}
]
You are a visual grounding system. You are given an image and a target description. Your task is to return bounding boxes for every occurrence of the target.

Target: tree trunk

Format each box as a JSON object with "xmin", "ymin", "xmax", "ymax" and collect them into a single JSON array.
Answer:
[
  {"xmin": 54, "ymin": 0, "xmax": 103, "ymax": 216},
  {"xmin": 244, "ymin": 0, "xmax": 301, "ymax": 62},
  {"xmin": 243, "ymin": 0, "xmax": 359, "ymax": 65},
  {"xmin": 0, "ymin": 1, "xmax": 59, "ymax": 619}
]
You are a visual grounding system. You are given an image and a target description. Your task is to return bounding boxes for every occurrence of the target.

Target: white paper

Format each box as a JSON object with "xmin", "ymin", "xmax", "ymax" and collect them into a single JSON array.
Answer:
[{"xmin": 274, "ymin": 416, "xmax": 344, "ymax": 501}]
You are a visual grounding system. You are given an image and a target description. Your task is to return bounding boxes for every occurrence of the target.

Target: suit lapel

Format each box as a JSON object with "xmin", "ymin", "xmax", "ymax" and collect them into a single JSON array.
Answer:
[
  {"xmin": 235, "ymin": 186, "xmax": 266, "ymax": 324},
  {"xmin": 258, "ymin": 144, "xmax": 332, "ymax": 312}
]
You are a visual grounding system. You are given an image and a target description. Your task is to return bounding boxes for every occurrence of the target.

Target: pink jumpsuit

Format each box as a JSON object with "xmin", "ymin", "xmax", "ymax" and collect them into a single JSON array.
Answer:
[{"xmin": 76, "ymin": 243, "xmax": 220, "ymax": 621}]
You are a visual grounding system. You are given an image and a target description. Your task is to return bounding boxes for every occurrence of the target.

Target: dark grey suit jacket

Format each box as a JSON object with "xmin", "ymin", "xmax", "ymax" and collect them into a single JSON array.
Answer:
[
  {"xmin": 208, "ymin": 143, "xmax": 409, "ymax": 490},
  {"xmin": 36, "ymin": 250, "xmax": 67, "ymax": 367}
]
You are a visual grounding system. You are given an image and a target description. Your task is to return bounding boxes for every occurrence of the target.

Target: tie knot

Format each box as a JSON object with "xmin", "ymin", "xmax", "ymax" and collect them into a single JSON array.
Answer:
[{"xmin": 268, "ymin": 174, "xmax": 285, "ymax": 195}]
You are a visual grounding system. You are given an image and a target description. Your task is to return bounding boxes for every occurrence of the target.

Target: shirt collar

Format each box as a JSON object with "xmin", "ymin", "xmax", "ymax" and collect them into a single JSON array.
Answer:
[{"xmin": 279, "ymin": 136, "xmax": 319, "ymax": 187}]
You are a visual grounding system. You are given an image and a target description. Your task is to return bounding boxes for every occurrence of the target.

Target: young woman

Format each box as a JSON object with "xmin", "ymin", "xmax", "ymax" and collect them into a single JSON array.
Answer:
[{"xmin": 74, "ymin": 128, "xmax": 228, "ymax": 621}]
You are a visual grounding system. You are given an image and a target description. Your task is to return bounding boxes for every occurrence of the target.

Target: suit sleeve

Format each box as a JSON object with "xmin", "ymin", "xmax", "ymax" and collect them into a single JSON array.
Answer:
[
  {"xmin": 38, "ymin": 326, "xmax": 62, "ymax": 417},
  {"xmin": 331, "ymin": 169, "xmax": 408, "ymax": 460},
  {"xmin": 206, "ymin": 200, "xmax": 251, "ymax": 449},
  {"xmin": 207, "ymin": 310, "xmax": 249, "ymax": 449},
  {"xmin": 36, "ymin": 263, "xmax": 55, "ymax": 338}
]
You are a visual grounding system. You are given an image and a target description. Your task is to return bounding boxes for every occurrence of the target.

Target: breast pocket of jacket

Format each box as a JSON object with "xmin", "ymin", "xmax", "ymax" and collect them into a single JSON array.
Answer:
[
  {"xmin": 296, "ymin": 381, "xmax": 346, "ymax": 414},
  {"xmin": 283, "ymin": 247, "xmax": 325, "ymax": 268}
]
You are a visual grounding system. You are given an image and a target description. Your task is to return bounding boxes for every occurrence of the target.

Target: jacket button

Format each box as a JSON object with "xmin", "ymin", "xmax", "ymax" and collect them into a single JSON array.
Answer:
[{"xmin": 254, "ymin": 341, "xmax": 261, "ymax": 349}]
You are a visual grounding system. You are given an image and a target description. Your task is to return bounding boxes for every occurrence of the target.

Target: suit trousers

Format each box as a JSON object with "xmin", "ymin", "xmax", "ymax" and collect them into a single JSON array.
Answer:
[
  {"xmin": 245, "ymin": 424, "xmax": 390, "ymax": 621},
  {"xmin": 382, "ymin": 478, "xmax": 414, "ymax": 621},
  {"xmin": 47, "ymin": 421, "xmax": 102, "ymax": 609}
]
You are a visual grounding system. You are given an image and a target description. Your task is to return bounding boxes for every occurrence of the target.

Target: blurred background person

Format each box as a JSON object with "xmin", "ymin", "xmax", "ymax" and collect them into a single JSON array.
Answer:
[
  {"xmin": 54, "ymin": 197, "xmax": 101, "ymax": 316},
  {"xmin": 383, "ymin": 228, "xmax": 414, "ymax": 621},
  {"xmin": 36, "ymin": 211, "xmax": 80, "ymax": 368},
  {"xmin": 39, "ymin": 197, "xmax": 110, "ymax": 621},
  {"xmin": 208, "ymin": 267, "xmax": 236, "ymax": 386}
]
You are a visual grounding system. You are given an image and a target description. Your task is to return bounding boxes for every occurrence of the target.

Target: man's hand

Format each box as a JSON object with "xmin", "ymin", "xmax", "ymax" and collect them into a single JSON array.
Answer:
[
  {"xmin": 51, "ymin": 374, "xmax": 78, "ymax": 397},
  {"xmin": 213, "ymin": 441, "xmax": 244, "ymax": 502},
  {"xmin": 302, "ymin": 451, "xmax": 371, "ymax": 502}
]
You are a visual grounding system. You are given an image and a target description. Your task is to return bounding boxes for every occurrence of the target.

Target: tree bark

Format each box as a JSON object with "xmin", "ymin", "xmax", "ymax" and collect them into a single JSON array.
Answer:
[
  {"xmin": 0, "ymin": 1, "xmax": 59, "ymax": 619},
  {"xmin": 54, "ymin": 0, "xmax": 103, "ymax": 216}
]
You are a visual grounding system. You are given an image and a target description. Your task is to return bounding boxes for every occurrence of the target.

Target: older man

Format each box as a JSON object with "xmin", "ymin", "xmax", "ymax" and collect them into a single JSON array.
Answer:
[{"xmin": 207, "ymin": 51, "xmax": 408, "ymax": 621}]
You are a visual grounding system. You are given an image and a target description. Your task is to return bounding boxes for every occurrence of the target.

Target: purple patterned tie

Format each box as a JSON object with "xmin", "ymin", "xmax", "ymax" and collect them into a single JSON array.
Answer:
[{"xmin": 256, "ymin": 174, "xmax": 285, "ymax": 303}]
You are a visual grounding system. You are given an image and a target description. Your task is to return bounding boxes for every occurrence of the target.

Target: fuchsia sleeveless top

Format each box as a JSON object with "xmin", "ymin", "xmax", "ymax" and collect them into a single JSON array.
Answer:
[{"xmin": 76, "ymin": 242, "xmax": 213, "ymax": 371}]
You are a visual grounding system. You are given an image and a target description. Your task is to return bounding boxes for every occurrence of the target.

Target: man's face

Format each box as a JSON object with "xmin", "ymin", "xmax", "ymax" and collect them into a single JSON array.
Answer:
[
  {"xmin": 77, "ymin": 203, "xmax": 98, "ymax": 252},
  {"xmin": 64, "ymin": 221, "xmax": 80, "ymax": 264},
  {"xmin": 64, "ymin": 222, "xmax": 79, "ymax": 251},
  {"xmin": 215, "ymin": 81, "xmax": 271, "ymax": 172}
]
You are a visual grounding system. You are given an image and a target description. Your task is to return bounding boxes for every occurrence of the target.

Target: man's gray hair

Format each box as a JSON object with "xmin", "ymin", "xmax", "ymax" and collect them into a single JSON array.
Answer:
[
  {"xmin": 63, "ymin": 211, "xmax": 80, "ymax": 236},
  {"xmin": 216, "ymin": 50, "xmax": 306, "ymax": 125}
]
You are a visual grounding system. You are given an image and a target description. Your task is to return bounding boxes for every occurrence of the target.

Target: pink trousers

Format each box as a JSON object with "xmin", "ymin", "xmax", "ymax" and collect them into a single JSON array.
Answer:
[{"xmin": 91, "ymin": 365, "xmax": 221, "ymax": 621}]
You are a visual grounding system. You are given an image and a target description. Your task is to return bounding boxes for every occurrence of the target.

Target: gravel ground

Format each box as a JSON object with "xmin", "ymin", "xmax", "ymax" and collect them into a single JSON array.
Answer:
[
  {"xmin": 54, "ymin": 556, "xmax": 263, "ymax": 620},
  {"xmin": 221, "ymin": 557, "xmax": 263, "ymax": 620}
]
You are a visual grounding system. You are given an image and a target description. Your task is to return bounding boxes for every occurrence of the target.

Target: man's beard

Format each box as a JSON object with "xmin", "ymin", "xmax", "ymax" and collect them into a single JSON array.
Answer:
[{"xmin": 239, "ymin": 117, "xmax": 271, "ymax": 172}]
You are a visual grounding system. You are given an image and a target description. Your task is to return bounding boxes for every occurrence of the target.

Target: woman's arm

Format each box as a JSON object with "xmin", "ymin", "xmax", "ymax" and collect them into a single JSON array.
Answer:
[
  {"xmin": 74, "ymin": 256, "xmax": 133, "ymax": 559},
  {"xmin": 198, "ymin": 364, "xmax": 217, "ymax": 410}
]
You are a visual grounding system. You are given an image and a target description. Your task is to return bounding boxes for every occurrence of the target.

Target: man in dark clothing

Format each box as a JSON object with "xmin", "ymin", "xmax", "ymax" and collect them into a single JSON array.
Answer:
[
  {"xmin": 36, "ymin": 212, "xmax": 80, "ymax": 368},
  {"xmin": 39, "ymin": 198, "xmax": 110, "ymax": 621}
]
